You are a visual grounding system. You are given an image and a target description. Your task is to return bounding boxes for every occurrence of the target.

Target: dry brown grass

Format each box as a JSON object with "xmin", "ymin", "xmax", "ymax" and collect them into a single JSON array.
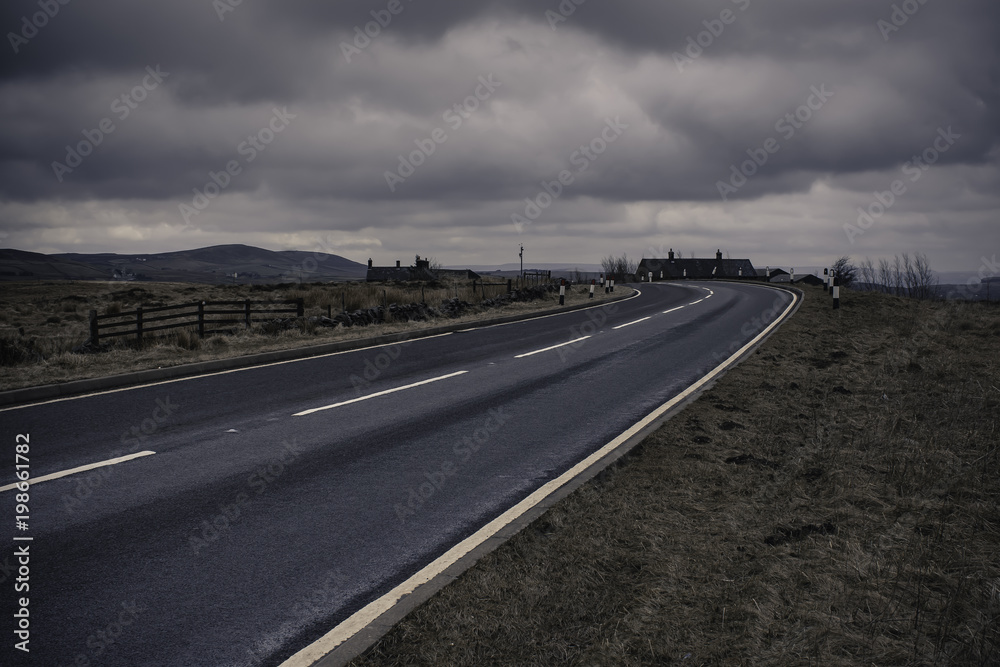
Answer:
[
  {"xmin": 0, "ymin": 279, "xmax": 625, "ymax": 392},
  {"xmin": 351, "ymin": 286, "xmax": 1000, "ymax": 666}
]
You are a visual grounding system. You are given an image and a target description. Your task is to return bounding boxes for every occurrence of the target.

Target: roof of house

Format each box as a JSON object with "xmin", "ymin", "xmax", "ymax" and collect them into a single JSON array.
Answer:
[
  {"xmin": 435, "ymin": 268, "xmax": 482, "ymax": 281},
  {"xmin": 366, "ymin": 266, "xmax": 437, "ymax": 281},
  {"xmin": 366, "ymin": 265, "xmax": 479, "ymax": 282},
  {"xmin": 637, "ymin": 257, "xmax": 756, "ymax": 279}
]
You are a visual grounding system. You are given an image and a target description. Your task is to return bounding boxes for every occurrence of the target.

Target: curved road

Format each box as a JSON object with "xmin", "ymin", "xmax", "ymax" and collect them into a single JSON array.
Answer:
[{"xmin": 1, "ymin": 281, "xmax": 794, "ymax": 666}]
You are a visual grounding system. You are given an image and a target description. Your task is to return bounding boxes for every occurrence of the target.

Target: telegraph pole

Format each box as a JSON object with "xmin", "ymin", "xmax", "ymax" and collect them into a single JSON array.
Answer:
[{"xmin": 519, "ymin": 244, "xmax": 524, "ymax": 280}]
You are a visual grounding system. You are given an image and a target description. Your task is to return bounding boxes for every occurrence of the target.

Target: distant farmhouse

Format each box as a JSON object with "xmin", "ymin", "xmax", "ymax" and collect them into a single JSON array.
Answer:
[
  {"xmin": 756, "ymin": 267, "xmax": 790, "ymax": 282},
  {"xmin": 366, "ymin": 255, "xmax": 480, "ymax": 282},
  {"xmin": 635, "ymin": 249, "xmax": 756, "ymax": 281}
]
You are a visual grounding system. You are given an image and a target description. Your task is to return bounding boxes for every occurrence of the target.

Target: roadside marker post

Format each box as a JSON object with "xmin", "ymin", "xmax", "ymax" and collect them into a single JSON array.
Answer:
[
  {"xmin": 610, "ymin": 278, "xmax": 615, "ymax": 293},
  {"xmin": 833, "ymin": 275, "xmax": 840, "ymax": 309},
  {"xmin": 559, "ymin": 279, "xmax": 566, "ymax": 306},
  {"xmin": 589, "ymin": 280, "xmax": 595, "ymax": 299},
  {"xmin": 824, "ymin": 268, "xmax": 829, "ymax": 292}
]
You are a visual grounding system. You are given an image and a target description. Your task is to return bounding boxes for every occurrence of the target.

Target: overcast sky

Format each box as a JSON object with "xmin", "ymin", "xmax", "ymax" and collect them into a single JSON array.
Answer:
[{"xmin": 1, "ymin": 0, "xmax": 998, "ymax": 272}]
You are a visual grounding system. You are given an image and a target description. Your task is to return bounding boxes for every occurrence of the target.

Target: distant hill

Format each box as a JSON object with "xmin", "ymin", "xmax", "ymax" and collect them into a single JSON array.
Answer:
[{"xmin": 0, "ymin": 244, "xmax": 367, "ymax": 284}]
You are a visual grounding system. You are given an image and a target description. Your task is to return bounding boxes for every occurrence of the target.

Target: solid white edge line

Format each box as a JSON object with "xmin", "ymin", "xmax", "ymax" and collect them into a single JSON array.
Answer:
[
  {"xmin": 662, "ymin": 306, "xmax": 685, "ymax": 314},
  {"xmin": 292, "ymin": 371, "xmax": 469, "ymax": 417},
  {"xmin": 514, "ymin": 336, "xmax": 591, "ymax": 359},
  {"xmin": 688, "ymin": 299, "xmax": 704, "ymax": 305},
  {"xmin": 280, "ymin": 286, "xmax": 799, "ymax": 667},
  {"xmin": 611, "ymin": 316, "xmax": 651, "ymax": 330},
  {"xmin": 0, "ymin": 333, "xmax": 457, "ymax": 413},
  {"xmin": 0, "ymin": 450, "xmax": 156, "ymax": 493}
]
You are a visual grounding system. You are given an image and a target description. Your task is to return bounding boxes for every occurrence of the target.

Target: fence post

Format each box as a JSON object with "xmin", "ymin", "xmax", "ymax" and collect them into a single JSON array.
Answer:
[
  {"xmin": 198, "ymin": 301, "xmax": 205, "ymax": 339},
  {"xmin": 507, "ymin": 278, "xmax": 512, "ymax": 294},
  {"xmin": 89, "ymin": 310, "xmax": 99, "ymax": 344},
  {"xmin": 136, "ymin": 306, "xmax": 143, "ymax": 346},
  {"xmin": 245, "ymin": 298, "xmax": 251, "ymax": 329},
  {"xmin": 297, "ymin": 298, "xmax": 304, "ymax": 318}
]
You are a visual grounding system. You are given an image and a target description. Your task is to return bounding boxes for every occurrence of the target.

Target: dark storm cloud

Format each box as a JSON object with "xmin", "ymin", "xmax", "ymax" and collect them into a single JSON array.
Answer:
[{"xmin": 1, "ymin": 0, "xmax": 998, "ymax": 270}]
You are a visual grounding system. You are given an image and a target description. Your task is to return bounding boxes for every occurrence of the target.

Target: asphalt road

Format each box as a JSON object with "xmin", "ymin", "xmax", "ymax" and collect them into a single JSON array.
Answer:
[{"xmin": 1, "ymin": 281, "xmax": 793, "ymax": 666}]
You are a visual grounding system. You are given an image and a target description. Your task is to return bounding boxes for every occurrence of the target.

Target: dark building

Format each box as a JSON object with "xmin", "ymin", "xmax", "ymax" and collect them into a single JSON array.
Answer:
[
  {"xmin": 366, "ymin": 255, "xmax": 479, "ymax": 282},
  {"xmin": 635, "ymin": 249, "xmax": 756, "ymax": 281},
  {"xmin": 793, "ymin": 273, "xmax": 825, "ymax": 286},
  {"xmin": 756, "ymin": 267, "xmax": 790, "ymax": 282}
]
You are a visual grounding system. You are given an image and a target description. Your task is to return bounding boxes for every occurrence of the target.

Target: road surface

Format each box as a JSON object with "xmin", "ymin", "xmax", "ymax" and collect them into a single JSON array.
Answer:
[{"xmin": 0, "ymin": 281, "xmax": 794, "ymax": 666}]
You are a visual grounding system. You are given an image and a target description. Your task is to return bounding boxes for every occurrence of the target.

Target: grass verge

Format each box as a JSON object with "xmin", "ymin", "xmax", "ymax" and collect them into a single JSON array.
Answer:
[
  {"xmin": 350, "ymin": 285, "xmax": 1000, "ymax": 666},
  {"xmin": 0, "ymin": 280, "xmax": 626, "ymax": 392}
]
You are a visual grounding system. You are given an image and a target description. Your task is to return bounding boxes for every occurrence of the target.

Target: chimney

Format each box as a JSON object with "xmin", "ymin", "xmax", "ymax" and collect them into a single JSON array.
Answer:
[
  {"xmin": 367, "ymin": 258, "xmax": 373, "ymax": 269},
  {"xmin": 396, "ymin": 260, "xmax": 400, "ymax": 268},
  {"xmin": 668, "ymin": 248, "xmax": 674, "ymax": 260},
  {"xmin": 716, "ymin": 249, "xmax": 723, "ymax": 261}
]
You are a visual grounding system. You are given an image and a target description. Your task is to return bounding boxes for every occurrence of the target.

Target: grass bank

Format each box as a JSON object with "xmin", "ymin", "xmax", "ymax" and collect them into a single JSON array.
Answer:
[
  {"xmin": 352, "ymin": 285, "xmax": 999, "ymax": 666},
  {"xmin": 0, "ymin": 280, "xmax": 627, "ymax": 392}
]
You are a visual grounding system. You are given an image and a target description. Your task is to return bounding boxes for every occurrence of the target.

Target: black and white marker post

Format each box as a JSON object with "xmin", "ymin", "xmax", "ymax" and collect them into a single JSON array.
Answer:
[
  {"xmin": 832, "ymin": 274, "xmax": 840, "ymax": 309},
  {"xmin": 610, "ymin": 277, "xmax": 615, "ymax": 293},
  {"xmin": 589, "ymin": 279, "xmax": 595, "ymax": 299},
  {"xmin": 823, "ymin": 268, "xmax": 829, "ymax": 292},
  {"xmin": 559, "ymin": 278, "xmax": 565, "ymax": 305}
]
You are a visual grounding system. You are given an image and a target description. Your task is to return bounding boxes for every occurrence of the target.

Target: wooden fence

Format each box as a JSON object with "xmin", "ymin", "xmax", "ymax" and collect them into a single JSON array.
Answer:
[
  {"xmin": 472, "ymin": 279, "xmax": 514, "ymax": 299},
  {"xmin": 521, "ymin": 270, "xmax": 552, "ymax": 286},
  {"xmin": 88, "ymin": 298, "xmax": 304, "ymax": 345}
]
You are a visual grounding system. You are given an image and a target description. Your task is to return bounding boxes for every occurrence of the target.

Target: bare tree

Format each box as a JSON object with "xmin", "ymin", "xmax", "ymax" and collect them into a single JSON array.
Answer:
[
  {"xmin": 900, "ymin": 252, "xmax": 917, "ymax": 298},
  {"xmin": 858, "ymin": 257, "xmax": 876, "ymax": 290},
  {"xmin": 600, "ymin": 254, "xmax": 616, "ymax": 278},
  {"xmin": 601, "ymin": 253, "xmax": 637, "ymax": 281},
  {"xmin": 891, "ymin": 254, "xmax": 906, "ymax": 296},
  {"xmin": 832, "ymin": 256, "xmax": 857, "ymax": 289},
  {"xmin": 877, "ymin": 257, "xmax": 892, "ymax": 294},
  {"xmin": 867, "ymin": 253, "xmax": 936, "ymax": 299},
  {"xmin": 911, "ymin": 252, "xmax": 937, "ymax": 299}
]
